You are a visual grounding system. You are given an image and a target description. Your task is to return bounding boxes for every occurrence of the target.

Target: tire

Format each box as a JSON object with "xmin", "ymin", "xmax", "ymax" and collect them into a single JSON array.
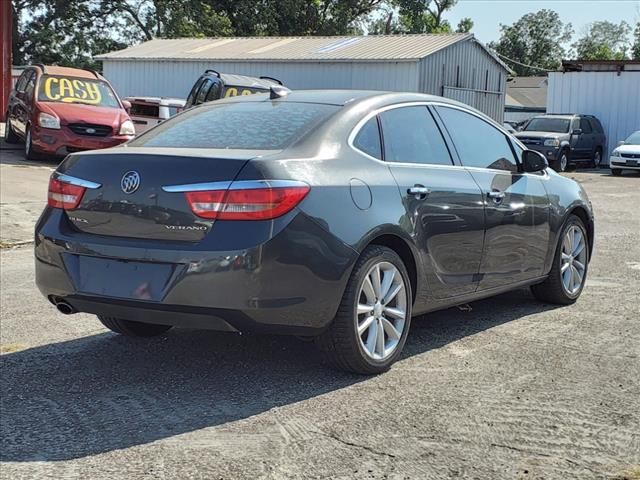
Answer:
[
  {"xmin": 3, "ymin": 117, "xmax": 19, "ymax": 144},
  {"xmin": 591, "ymin": 148, "xmax": 602, "ymax": 168},
  {"xmin": 611, "ymin": 169, "xmax": 622, "ymax": 176},
  {"xmin": 24, "ymin": 126, "xmax": 39, "ymax": 161},
  {"xmin": 315, "ymin": 245, "xmax": 412, "ymax": 375},
  {"xmin": 97, "ymin": 315, "xmax": 172, "ymax": 337},
  {"xmin": 531, "ymin": 214, "xmax": 589, "ymax": 305},
  {"xmin": 554, "ymin": 150, "xmax": 569, "ymax": 172}
]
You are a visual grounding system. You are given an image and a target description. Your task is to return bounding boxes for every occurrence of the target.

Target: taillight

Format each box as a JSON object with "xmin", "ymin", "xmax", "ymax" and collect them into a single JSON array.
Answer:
[
  {"xmin": 48, "ymin": 178, "xmax": 86, "ymax": 210},
  {"xmin": 184, "ymin": 182, "xmax": 310, "ymax": 220}
]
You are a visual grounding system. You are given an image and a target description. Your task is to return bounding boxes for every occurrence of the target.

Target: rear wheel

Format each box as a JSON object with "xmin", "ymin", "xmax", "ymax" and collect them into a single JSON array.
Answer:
[
  {"xmin": 592, "ymin": 148, "xmax": 602, "ymax": 168},
  {"xmin": 98, "ymin": 316, "xmax": 172, "ymax": 337},
  {"xmin": 3, "ymin": 118, "xmax": 19, "ymax": 143},
  {"xmin": 531, "ymin": 215, "xmax": 589, "ymax": 305},
  {"xmin": 315, "ymin": 245, "xmax": 412, "ymax": 375},
  {"xmin": 611, "ymin": 169, "xmax": 622, "ymax": 176}
]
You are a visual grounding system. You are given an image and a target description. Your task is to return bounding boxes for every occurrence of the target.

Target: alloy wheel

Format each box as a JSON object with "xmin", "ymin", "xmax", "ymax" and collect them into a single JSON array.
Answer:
[
  {"xmin": 355, "ymin": 261, "xmax": 408, "ymax": 361},
  {"xmin": 560, "ymin": 154, "xmax": 568, "ymax": 172},
  {"xmin": 593, "ymin": 151, "xmax": 601, "ymax": 168},
  {"xmin": 560, "ymin": 225, "xmax": 587, "ymax": 295}
]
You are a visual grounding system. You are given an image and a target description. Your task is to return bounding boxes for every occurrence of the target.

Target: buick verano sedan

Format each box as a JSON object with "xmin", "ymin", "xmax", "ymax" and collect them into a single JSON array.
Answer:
[{"xmin": 35, "ymin": 90, "xmax": 594, "ymax": 374}]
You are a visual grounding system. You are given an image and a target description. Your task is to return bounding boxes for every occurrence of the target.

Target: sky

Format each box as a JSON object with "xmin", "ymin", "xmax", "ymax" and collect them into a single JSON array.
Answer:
[{"xmin": 445, "ymin": 0, "xmax": 640, "ymax": 44}]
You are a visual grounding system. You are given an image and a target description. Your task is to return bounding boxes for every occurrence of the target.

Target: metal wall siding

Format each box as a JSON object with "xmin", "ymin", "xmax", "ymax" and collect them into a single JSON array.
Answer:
[
  {"xmin": 548, "ymin": 72, "xmax": 640, "ymax": 158},
  {"xmin": 418, "ymin": 40, "xmax": 507, "ymax": 122},
  {"xmin": 103, "ymin": 60, "xmax": 419, "ymax": 99}
]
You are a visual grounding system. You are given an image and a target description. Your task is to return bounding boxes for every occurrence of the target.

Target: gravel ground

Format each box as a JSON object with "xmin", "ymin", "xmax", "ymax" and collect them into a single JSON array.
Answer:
[{"xmin": 0, "ymin": 167, "xmax": 639, "ymax": 480}]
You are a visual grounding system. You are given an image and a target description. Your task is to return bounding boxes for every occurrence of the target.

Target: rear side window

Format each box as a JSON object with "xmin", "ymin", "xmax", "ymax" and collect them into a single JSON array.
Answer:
[
  {"xmin": 196, "ymin": 79, "xmax": 213, "ymax": 105},
  {"xmin": 353, "ymin": 117, "xmax": 382, "ymax": 160},
  {"xmin": 437, "ymin": 106, "xmax": 517, "ymax": 172},
  {"xmin": 131, "ymin": 102, "xmax": 340, "ymax": 150},
  {"xmin": 588, "ymin": 118, "xmax": 603, "ymax": 133},
  {"xmin": 130, "ymin": 103, "xmax": 160, "ymax": 118},
  {"xmin": 379, "ymin": 106, "xmax": 452, "ymax": 165},
  {"xmin": 205, "ymin": 81, "xmax": 222, "ymax": 101},
  {"xmin": 580, "ymin": 118, "xmax": 592, "ymax": 133}
]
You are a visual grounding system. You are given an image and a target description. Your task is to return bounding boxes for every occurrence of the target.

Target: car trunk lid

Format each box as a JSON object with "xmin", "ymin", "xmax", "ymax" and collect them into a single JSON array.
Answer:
[{"xmin": 57, "ymin": 147, "xmax": 270, "ymax": 241}]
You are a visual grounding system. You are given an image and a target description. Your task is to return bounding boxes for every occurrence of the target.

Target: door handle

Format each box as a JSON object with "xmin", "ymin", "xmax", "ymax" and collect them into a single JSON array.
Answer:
[
  {"xmin": 487, "ymin": 190, "xmax": 506, "ymax": 201},
  {"xmin": 408, "ymin": 186, "xmax": 431, "ymax": 196}
]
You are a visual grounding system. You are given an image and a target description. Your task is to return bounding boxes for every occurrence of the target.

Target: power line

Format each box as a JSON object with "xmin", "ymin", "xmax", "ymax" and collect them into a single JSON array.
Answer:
[{"xmin": 493, "ymin": 51, "xmax": 551, "ymax": 72}]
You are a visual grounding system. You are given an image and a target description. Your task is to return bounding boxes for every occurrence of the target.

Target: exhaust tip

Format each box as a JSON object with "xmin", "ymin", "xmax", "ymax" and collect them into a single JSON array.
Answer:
[{"xmin": 50, "ymin": 297, "xmax": 77, "ymax": 315}]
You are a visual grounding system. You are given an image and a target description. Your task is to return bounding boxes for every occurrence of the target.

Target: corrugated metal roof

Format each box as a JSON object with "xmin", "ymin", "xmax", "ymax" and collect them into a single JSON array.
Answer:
[{"xmin": 96, "ymin": 34, "xmax": 474, "ymax": 62}]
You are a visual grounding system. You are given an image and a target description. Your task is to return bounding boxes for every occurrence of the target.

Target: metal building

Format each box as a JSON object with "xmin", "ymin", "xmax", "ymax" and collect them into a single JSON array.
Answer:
[
  {"xmin": 97, "ymin": 34, "xmax": 510, "ymax": 121},
  {"xmin": 548, "ymin": 60, "xmax": 640, "ymax": 159}
]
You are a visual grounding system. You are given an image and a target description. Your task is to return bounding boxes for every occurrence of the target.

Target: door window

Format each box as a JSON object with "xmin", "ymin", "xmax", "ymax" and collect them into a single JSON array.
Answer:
[
  {"xmin": 23, "ymin": 72, "xmax": 36, "ymax": 101},
  {"xmin": 379, "ymin": 106, "xmax": 452, "ymax": 165},
  {"xmin": 14, "ymin": 70, "xmax": 30, "ymax": 92},
  {"xmin": 353, "ymin": 117, "xmax": 382, "ymax": 160},
  {"xmin": 436, "ymin": 106, "xmax": 518, "ymax": 172},
  {"xmin": 186, "ymin": 78, "xmax": 205, "ymax": 106},
  {"xmin": 204, "ymin": 80, "xmax": 222, "ymax": 101}
]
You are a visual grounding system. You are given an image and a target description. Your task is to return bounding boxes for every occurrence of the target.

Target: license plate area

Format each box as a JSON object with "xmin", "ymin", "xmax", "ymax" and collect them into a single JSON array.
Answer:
[
  {"xmin": 627, "ymin": 160, "xmax": 638, "ymax": 166},
  {"xmin": 64, "ymin": 254, "xmax": 176, "ymax": 301}
]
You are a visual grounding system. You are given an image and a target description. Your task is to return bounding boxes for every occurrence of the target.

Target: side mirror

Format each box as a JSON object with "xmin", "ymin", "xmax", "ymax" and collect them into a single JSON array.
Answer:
[
  {"xmin": 571, "ymin": 128, "xmax": 583, "ymax": 136},
  {"xmin": 522, "ymin": 150, "xmax": 548, "ymax": 173},
  {"xmin": 122, "ymin": 100, "xmax": 132, "ymax": 112}
]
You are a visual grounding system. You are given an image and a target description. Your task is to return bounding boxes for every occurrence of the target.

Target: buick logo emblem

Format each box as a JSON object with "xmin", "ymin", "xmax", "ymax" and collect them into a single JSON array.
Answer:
[
  {"xmin": 86, "ymin": 128, "xmax": 96, "ymax": 134},
  {"xmin": 121, "ymin": 171, "xmax": 141, "ymax": 194}
]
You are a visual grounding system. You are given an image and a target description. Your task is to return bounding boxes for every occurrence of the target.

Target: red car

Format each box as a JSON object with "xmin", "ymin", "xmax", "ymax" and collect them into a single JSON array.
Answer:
[{"xmin": 4, "ymin": 65, "xmax": 134, "ymax": 160}]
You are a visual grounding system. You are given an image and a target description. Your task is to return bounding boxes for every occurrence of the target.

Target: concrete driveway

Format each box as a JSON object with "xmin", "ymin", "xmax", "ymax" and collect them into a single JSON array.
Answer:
[{"xmin": 0, "ymin": 159, "xmax": 638, "ymax": 479}]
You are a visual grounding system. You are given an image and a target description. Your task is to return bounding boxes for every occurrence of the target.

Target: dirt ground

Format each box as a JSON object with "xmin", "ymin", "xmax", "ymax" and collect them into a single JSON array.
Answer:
[{"xmin": 0, "ymin": 151, "xmax": 639, "ymax": 479}]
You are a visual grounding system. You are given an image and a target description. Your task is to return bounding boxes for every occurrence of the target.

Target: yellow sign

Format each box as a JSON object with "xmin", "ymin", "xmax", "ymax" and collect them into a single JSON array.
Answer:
[
  {"xmin": 223, "ymin": 87, "xmax": 261, "ymax": 98},
  {"xmin": 42, "ymin": 77, "xmax": 103, "ymax": 104}
]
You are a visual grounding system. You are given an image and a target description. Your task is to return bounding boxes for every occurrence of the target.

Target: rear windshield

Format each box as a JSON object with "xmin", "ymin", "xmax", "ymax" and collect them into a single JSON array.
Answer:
[
  {"xmin": 129, "ymin": 102, "xmax": 160, "ymax": 118},
  {"xmin": 130, "ymin": 101, "xmax": 340, "ymax": 150},
  {"xmin": 37, "ymin": 75, "xmax": 121, "ymax": 108},
  {"xmin": 524, "ymin": 118, "xmax": 571, "ymax": 133}
]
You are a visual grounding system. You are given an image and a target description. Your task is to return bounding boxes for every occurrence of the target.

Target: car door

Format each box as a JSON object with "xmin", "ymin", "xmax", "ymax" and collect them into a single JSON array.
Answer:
[
  {"xmin": 10, "ymin": 69, "xmax": 33, "ymax": 136},
  {"xmin": 435, "ymin": 105, "xmax": 551, "ymax": 291},
  {"xmin": 373, "ymin": 105, "xmax": 485, "ymax": 300},
  {"xmin": 579, "ymin": 117, "xmax": 595, "ymax": 158}
]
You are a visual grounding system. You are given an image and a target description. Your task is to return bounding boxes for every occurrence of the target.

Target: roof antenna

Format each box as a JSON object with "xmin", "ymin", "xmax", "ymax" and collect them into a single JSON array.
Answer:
[{"xmin": 270, "ymin": 85, "xmax": 291, "ymax": 100}]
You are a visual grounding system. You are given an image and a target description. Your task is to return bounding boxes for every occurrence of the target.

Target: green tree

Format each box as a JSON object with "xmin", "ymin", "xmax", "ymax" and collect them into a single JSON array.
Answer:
[
  {"xmin": 573, "ymin": 21, "xmax": 632, "ymax": 60},
  {"xmin": 456, "ymin": 17, "xmax": 473, "ymax": 33},
  {"xmin": 489, "ymin": 9, "xmax": 573, "ymax": 76},
  {"xmin": 630, "ymin": 22, "xmax": 640, "ymax": 59},
  {"xmin": 367, "ymin": 0, "xmax": 462, "ymax": 34},
  {"xmin": 12, "ymin": 0, "xmax": 385, "ymax": 69}
]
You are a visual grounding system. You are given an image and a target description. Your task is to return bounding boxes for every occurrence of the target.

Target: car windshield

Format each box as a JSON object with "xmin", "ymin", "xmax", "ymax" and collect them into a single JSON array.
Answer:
[
  {"xmin": 624, "ymin": 131, "xmax": 640, "ymax": 145},
  {"xmin": 524, "ymin": 118, "xmax": 571, "ymax": 133},
  {"xmin": 37, "ymin": 75, "xmax": 121, "ymax": 108},
  {"xmin": 130, "ymin": 101, "xmax": 340, "ymax": 150}
]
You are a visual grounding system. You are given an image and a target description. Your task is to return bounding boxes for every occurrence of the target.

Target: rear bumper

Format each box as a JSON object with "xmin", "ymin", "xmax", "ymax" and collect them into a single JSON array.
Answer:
[
  {"xmin": 35, "ymin": 209, "xmax": 358, "ymax": 335},
  {"xmin": 525, "ymin": 145, "xmax": 563, "ymax": 162},
  {"xmin": 31, "ymin": 124, "xmax": 132, "ymax": 156}
]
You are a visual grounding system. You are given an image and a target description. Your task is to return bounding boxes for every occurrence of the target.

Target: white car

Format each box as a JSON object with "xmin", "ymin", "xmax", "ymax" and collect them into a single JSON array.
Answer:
[
  {"xmin": 610, "ymin": 131, "xmax": 640, "ymax": 176},
  {"xmin": 124, "ymin": 97, "xmax": 186, "ymax": 134}
]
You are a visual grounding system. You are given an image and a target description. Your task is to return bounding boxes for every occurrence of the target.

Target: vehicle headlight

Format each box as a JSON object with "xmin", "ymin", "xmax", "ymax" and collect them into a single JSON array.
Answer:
[
  {"xmin": 118, "ymin": 120, "xmax": 136, "ymax": 136},
  {"xmin": 38, "ymin": 112, "xmax": 60, "ymax": 129},
  {"xmin": 612, "ymin": 149, "xmax": 621, "ymax": 157},
  {"xmin": 544, "ymin": 138, "xmax": 560, "ymax": 147}
]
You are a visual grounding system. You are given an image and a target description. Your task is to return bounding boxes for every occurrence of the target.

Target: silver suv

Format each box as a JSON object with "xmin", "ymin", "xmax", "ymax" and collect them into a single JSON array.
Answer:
[{"xmin": 515, "ymin": 114, "xmax": 607, "ymax": 172}]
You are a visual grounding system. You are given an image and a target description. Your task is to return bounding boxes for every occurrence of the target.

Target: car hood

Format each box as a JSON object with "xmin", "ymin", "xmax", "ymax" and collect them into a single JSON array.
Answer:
[
  {"xmin": 614, "ymin": 144, "xmax": 640, "ymax": 154},
  {"xmin": 515, "ymin": 131, "xmax": 566, "ymax": 139},
  {"xmin": 38, "ymin": 102, "xmax": 128, "ymax": 128}
]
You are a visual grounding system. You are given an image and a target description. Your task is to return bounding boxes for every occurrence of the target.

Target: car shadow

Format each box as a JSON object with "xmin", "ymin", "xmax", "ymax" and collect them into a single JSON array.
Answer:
[{"xmin": 0, "ymin": 288, "xmax": 558, "ymax": 462}]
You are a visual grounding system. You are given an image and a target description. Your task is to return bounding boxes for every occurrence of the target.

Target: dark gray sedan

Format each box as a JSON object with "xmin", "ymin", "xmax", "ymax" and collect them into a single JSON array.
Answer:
[{"xmin": 35, "ymin": 89, "xmax": 594, "ymax": 374}]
